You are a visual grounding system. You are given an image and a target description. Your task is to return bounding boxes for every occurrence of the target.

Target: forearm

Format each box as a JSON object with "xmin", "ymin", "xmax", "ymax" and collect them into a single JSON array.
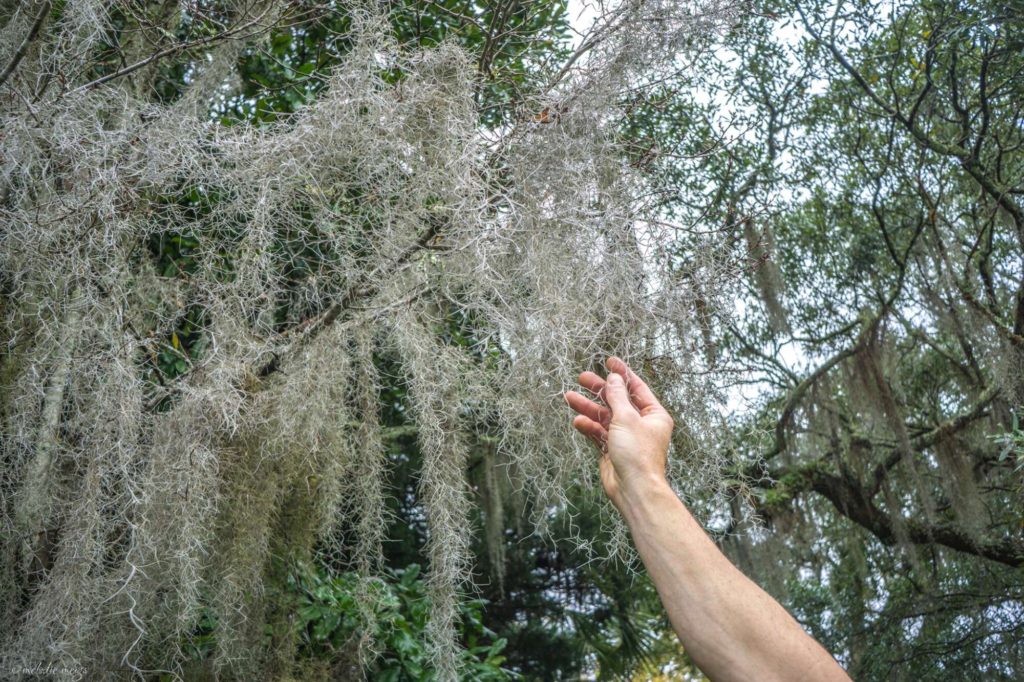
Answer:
[
  {"xmin": 568, "ymin": 361, "xmax": 848, "ymax": 679},
  {"xmin": 619, "ymin": 478, "xmax": 849, "ymax": 682}
]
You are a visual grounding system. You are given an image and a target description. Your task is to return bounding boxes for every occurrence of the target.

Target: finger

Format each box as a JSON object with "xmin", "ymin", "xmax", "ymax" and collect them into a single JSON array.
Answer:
[
  {"xmin": 603, "ymin": 372, "xmax": 638, "ymax": 419},
  {"xmin": 572, "ymin": 415, "xmax": 608, "ymax": 447},
  {"xmin": 607, "ymin": 356, "xmax": 663, "ymax": 412},
  {"xmin": 565, "ymin": 390, "xmax": 610, "ymax": 427},
  {"xmin": 577, "ymin": 371, "xmax": 606, "ymax": 397}
]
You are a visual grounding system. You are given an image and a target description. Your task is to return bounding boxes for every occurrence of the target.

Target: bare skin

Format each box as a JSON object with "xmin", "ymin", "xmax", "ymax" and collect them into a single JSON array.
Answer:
[{"xmin": 565, "ymin": 357, "xmax": 851, "ymax": 682}]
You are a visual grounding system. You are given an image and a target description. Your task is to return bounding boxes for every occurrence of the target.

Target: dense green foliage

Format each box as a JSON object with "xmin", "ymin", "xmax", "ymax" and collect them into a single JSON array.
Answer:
[{"xmin": 290, "ymin": 563, "xmax": 511, "ymax": 680}]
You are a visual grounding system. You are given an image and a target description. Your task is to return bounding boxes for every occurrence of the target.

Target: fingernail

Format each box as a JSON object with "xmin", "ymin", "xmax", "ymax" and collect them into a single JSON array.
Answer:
[{"xmin": 608, "ymin": 373, "xmax": 621, "ymax": 385}]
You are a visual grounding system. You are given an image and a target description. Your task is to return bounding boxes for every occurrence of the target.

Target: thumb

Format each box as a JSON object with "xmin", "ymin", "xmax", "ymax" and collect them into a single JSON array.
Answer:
[{"xmin": 604, "ymin": 373, "xmax": 637, "ymax": 420}]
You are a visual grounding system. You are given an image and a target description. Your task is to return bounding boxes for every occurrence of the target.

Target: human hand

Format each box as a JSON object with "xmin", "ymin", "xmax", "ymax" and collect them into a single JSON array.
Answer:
[{"xmin": 564, "ymin": 357, "xmax": 674, "ymax": 512}]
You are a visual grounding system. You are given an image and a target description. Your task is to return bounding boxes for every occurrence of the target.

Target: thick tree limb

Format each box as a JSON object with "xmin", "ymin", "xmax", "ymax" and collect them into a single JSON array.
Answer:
[
  {"xmin": 808, "ymin": 468, "xmax": 1024, "ymax": 568},
  {"xmin": 16, "ymin": 288, "xmax": 82, "ymax": 573},
  {"xmin": 751, "ymin": 381, "xmax": 1013, "ymax": 566}
]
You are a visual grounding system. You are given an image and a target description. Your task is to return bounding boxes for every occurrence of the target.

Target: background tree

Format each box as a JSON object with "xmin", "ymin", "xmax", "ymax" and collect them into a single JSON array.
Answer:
[{"xmin": 627, "ymin": 0, "xmax": 1024, "ymax": 677}]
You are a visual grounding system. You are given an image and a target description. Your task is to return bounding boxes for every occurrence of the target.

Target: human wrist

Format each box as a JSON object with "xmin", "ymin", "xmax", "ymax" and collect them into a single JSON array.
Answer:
[{"xmin": 616, "ymin": 472, "xmax": 676, "ymax": 524}]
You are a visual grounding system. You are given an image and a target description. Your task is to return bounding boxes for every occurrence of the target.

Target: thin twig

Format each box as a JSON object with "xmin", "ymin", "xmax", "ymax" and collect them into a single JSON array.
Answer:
[{"xmin": 68, "ymin": 6, "xmax": 276, "ymax": 95}]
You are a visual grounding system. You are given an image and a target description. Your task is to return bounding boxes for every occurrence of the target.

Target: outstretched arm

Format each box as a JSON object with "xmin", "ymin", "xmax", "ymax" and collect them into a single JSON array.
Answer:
[{"xmin": 565, "ymin": 357, "xmax": 850, "ymax": 682}]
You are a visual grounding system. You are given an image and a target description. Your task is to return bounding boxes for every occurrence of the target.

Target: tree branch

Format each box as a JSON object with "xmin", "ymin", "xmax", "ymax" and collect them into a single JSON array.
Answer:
[
  {"xmin": 796, "ymin": 5, "xmax": 1024, "ymax": 247},
  {"xmin": 869, "ymin": 382, "xmax": 1000, "ymax": 493},
  {"xmin": 765, "ymin": 311, "xmax": 880, "ymax": 460},
  {"xmin": 67, "ymin": 5, "xmax": 276, "ymax": 95},
  {"xmin": 256, "ymin": 216, "xmax": 447, "ymax": 378},
  {"xmin": 0, "ymin": 0, "xmax": 51, "ymax": 89},
  {"xmin": 808, "ymin": 468, "xmax": 1024, "ymax": 568}
]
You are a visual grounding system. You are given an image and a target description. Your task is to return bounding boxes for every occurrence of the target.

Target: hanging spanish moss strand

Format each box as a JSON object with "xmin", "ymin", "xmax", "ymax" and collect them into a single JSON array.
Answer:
[
  {"xmin": 743, "ymin": 217, "xmax": 790, "ymax": 336},
  {"xmin": 349, "ymin": 325, "xmax": 391, "ymax": 668},
  {"xmin": 392, "ymin": 307, "xmax": 477, "ymax": 682}
]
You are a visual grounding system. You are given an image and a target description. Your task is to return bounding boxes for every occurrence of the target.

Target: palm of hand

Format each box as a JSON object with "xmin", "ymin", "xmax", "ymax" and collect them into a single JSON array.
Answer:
[{"xmin": 601, "ymin": 410, "xmax": 672, "ymax": 505}]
